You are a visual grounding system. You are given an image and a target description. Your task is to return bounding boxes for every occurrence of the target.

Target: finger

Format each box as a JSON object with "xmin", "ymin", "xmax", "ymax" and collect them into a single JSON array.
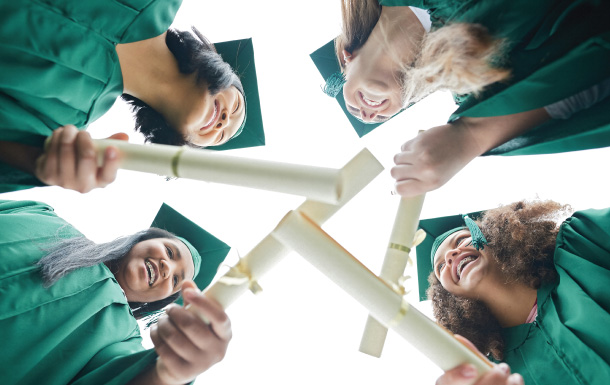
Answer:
[
  {"xmin": 390, "ymin": 163, "xmax": 418, "ymax": 181},
  {"xmin": 393, "ymin": 150, "xmax": 416, "ymax": 166},
  {"xmin": 97, "ymin": 146, "xmax": 120, "ymax": 187},
  {"xmin": 393, "ymin": 178, "xmax": 433, "ymax": 198},
  {"xmin": 156, "ymin": 307, "xmax": 208, "ymax": 361},
  {"xmin": 436, "ymin": 364, "xmax": 478, "ymax": 385},
  {"xmin": 507, "ymin": 373, "xmax": 524, "ymax": 385},
  {"xmin": 37, "ymin": 127, "xmax": 64, "ymax": 184},
  {"xmin": 166, "ymin": 303, "xmax": 223, "ymax": 352},
  {"xmin": 107, "ymin": 132, "xmax": 129, "ymax": 141},
  {"xmin": 74, "ymin": 131, "xmax": 97, "ymax": 192},
  {"xmin": 58, "ymin": 125, "xmax": 79, "ymax": 185},
  {"xmin": 183, "ymin": 289, "xmax": 232, "ymax": 341}
]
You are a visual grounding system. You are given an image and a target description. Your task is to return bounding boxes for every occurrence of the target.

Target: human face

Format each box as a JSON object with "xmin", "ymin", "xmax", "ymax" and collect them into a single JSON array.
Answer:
[
  {"xmin": 114, "ymin": 237, "xmax": 195, "ymax": 303},
  {"xmin": 182, "ymin": 85, "xmax": 245, "ymax": 147},
  {"xmin": 432, "ymin": 230, "xmax": 499, "ymax": 298},
  {"xmin": 342, "ymin": 51, "xmax": 404, "ymax": 124}
]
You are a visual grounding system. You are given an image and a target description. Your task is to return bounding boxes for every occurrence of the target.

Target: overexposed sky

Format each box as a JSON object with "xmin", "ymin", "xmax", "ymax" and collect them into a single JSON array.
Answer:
[{"xmin": 3, "ymin": 1, "xmax": 609, "ymax": 384}]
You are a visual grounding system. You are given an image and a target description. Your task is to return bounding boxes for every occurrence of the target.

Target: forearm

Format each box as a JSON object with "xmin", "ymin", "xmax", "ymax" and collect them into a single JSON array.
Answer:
[
  {"xmin": 455, "ymin": 108, "xmax": 551, "ymax": 155},
  {"xmin": 0, "ymin": 140, "xmax": 43, "ymax": 175}
]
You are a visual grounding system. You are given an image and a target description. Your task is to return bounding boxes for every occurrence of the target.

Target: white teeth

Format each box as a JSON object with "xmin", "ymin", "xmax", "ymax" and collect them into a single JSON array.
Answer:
[
  {"xmin": 146, "ymin": 261, "xmax": 155, "ymax": 286},
  {"xmin": 203, "ymin": 102, "xmax": 218, "ymax": 128},
  {"xmin": 363, "ymin": 96, "xmax": 383, "ymax": 106},
  {"xmin": 457, "ymin": 256, "xmax": 476, "ymax": 279}
]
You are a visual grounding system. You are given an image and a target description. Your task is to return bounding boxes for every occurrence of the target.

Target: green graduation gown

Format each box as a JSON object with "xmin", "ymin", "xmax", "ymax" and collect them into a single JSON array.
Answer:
[
  {"xmin": 379, "ymin": 0, "xmax": 610, "ymax": 156},
  {"xmin": 0, "ymin": 200, "xmax": 156, "ymax": 384},
  {"xmin": 0, "ymin": 0, "xmax": 181, "ymax": 193},
  {"xmin": 501, "ymin": 208, "xmax": 610, "ymax": 385}
]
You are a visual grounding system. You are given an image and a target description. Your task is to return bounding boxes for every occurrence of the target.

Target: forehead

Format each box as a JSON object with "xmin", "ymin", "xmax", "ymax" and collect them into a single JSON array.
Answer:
[
  {"xmin": 172, "ymin": 238, "xmax": 195, "ymax": 279},
  {"xmin": 433, "ymin": 229, "xmax": 471, "ymax": 264}
]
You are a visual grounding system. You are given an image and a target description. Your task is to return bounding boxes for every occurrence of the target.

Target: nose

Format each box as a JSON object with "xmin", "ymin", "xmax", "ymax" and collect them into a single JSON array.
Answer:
[
  {"xmin": 444, "ymin": 248, "xmax": 459, "ymax": 266},
  {"xmin": 159, "ymin": 259, "xmax": 175, "ymax": 281},
  {"xmin": 359, "ymin": 108, "xmax": 377, "ymax": 122},
  {"xmin": 214, "ymin": 109, "xmax": 229, "ymax": 130}
]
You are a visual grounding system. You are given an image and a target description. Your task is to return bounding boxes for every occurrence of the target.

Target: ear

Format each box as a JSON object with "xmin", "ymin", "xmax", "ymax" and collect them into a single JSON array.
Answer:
[{"xmin": 342, "ymin": 49, "xmax": 354, "ymax": 64}]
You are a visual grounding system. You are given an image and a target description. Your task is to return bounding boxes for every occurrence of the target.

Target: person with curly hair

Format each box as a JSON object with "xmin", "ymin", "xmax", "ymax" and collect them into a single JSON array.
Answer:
[
  {"xmin": 0, "ymin": 0, "xmax": 262, "ymax": 194},
  {"xmin": 416, "ymin": 200, "xmax": 610, "ymax": 385},
  {"xmin": 312, "ymin": 0, "xmax": 610, "ymax": 196},
  {"xmin": 0, "ymin": 200, "xmax": 232, "ymax": 384}
]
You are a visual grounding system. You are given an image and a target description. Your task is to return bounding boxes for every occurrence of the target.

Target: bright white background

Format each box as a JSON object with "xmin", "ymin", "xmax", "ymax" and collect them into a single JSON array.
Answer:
[{"xmin": 2, "ymin": 1, "xmax": 609, "ymax": 384}]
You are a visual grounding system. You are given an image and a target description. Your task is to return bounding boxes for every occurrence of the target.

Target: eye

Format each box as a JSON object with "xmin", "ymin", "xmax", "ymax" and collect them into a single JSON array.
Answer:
[
  {"xmin": 437, "ymin": 261, "xmax": 445, "ymax": 274},
  {"xmin": 166, "ymin": 245, "xmax": 174, "ymax": 259},
  {"xmin": 233, "ymin": 97, "xmax": 240, "ymax": 114},
  {"xmin": 173, "ymin": 275, "xmax": 178, "ymax": 288},
  {"xmin": 456, "ymin": 236, "xmax": 471, "ymax": 247}
]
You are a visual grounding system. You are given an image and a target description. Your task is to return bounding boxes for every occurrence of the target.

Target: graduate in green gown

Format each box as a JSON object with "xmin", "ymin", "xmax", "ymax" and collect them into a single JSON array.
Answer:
[
  {"xmin": 414, "ymin": 200, "xmax": 610, "ymax": 385},
  {"xmin": 0, "ymin": 0, "xmax": 264, "ymax": 194},
  {"xmin": 0, "ymin": 200, "xmax": 233, "ymax": 385},
  {"xmin": 312, "ymin": 0, "xmax": 610, "ymax": 197}
]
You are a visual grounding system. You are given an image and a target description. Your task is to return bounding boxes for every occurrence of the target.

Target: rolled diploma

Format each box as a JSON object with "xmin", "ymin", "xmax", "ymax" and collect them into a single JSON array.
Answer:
[
  {"xmin": 273, "ymin": 210, "xmax": 492, "ymax": 378},
  {"xmin": 92, "ymin": 139, "xmax": 342, "ymax": 204},
  {"xmin": 203, "ymin": 148, "xmax": 384, "ymax": 309},
  {"xmin": 359, "ymin": 194, "xmax": 425, "ymax": 357}
]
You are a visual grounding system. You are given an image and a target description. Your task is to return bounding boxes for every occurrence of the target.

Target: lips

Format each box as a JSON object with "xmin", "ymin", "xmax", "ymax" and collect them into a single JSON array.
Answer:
[
  {"xmin": 199, "ymin": 100, "xmax": 219, "ymax": 133},
  {"xmin": 359, "ymin": 91, "xmax": 387, "ymax": 108},
  {"xmin": 455, "ymin": 255, "xmax": 478, "ymax": 281},
  {"xmin": 145, "ymin": 259, "xmax": 159, "ymax": 286}
]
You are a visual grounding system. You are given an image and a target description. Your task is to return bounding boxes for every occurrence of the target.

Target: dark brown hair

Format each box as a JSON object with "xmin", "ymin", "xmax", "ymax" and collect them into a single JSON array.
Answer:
[{"xmin": 427, "ymin": 200, "xmax": 571, "ymax": 359}]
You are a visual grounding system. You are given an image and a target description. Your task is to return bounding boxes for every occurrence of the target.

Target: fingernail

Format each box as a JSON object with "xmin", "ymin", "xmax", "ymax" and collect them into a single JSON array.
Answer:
[
  {"xmin": 508, "ymin": 373, "xmax": 523, "ymax": 385},
  {"xmin": 460, "ymin": 364, "xmax": 477, "ymax": 378},
  {"xmin": 498, "ymin": 363, "xmax": 510, "ymax": 375}
]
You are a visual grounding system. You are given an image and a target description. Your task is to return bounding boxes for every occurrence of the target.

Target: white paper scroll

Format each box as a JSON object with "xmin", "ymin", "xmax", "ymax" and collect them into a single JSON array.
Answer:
[
  {"xmin": 273, "ymin": 210, "xmax": 492, "ymax": 379},
  {"xmin": 92, "ymin": 139, "xmax": 343, "ymax": 204},
  {"xmin": 203, "ymin": 148, "xmax": 384, "ymax": 309},
  {"xmin": 359, "ymin": 195, "xmax": 426, "ymax": 357}
]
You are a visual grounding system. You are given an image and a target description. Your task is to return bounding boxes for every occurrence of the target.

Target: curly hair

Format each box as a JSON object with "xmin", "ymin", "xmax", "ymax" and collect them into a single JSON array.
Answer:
[
  {"xmin": 334, "ymin": 1, "xmax": 510, "ymax": 107},
  {"xmin": 122, "ymin": 27, "xmax": 244, "ymax": 146},
  {"xmin": 427, "ymin": 200, "xmax": 571, "ymax": 360}
]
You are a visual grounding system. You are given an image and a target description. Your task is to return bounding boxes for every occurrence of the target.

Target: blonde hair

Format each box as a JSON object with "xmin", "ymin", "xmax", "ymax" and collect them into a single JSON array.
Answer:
[{"xmin": 336, "ymin": 1, "xmax": 511, "ymax": 105}]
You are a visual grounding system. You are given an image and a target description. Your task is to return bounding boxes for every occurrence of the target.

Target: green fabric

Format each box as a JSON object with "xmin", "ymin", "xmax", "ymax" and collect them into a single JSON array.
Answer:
[
  {"xmin": 151, "ymin": 203, "xmax": 230, "ymax": 305},
  {"xmin": 0, "ymin": 0, "xmax": 182, "ymax": 193},
  {"xmin": 176, "ymin": 235, "xmax": 202, "ymax": 278},
  {"xmin": 379, "ymin": 0, "xmax": 610, "ymax": 156},
  {"xmin": 0, "ymin": 200, "xmax": 157, "ymax": 384},
  {"xmin": 501, "ymin": 208, "xmax": 610, "ymax": 385}
]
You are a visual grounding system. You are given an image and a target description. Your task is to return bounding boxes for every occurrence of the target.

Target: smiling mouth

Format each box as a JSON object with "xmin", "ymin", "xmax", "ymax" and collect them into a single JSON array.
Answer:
[
  {"xmin": 359, "ymin": 91, "xmax": 387, "ymax": 108},
  {"xmin": 457, "ymin": 256, "xmax": 478, "ymax": 280},
  {"xmin": 200, "ymin": 100, "xmax": 219, "ymax": 132},
  {"xmin": 145, "ymin": 260, "xmax": 157, "ymax": 286}
]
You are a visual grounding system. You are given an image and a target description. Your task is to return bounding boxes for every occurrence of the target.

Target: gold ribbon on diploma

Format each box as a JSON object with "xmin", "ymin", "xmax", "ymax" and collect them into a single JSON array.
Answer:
[
  {"xmin": 385, "ymin": 229, "xmax": 427, "ymax": 327},
  {"xmin": 171, "ymin": 147, "xmax": 185, "ymax": 178},
  {"xmin": 218, "ymin": 252, "xmax": 263, "ymax": 294}
]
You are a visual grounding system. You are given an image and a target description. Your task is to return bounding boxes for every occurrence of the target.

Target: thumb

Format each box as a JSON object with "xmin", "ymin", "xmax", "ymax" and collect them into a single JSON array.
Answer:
[
  {"xmin": 107, "ymin": 132, "xmax": 129, "ymax": 141},
  {"xmin": 181, "ymin": 280, "xmax": 199, "ymax": 305},
  {"xmin": 437, "ymin": 364, "xmax": 478, "ymax": 385}
]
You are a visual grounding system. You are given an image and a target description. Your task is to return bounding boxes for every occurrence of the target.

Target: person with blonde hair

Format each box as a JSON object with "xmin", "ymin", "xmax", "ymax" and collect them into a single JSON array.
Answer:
[
  {"xmin": 415, "ymin": 200, "xmax": 610, "ymax": 385},
  {"xmin": 311, "ymin": 1, "xmax": 610, "ymax": 196}
]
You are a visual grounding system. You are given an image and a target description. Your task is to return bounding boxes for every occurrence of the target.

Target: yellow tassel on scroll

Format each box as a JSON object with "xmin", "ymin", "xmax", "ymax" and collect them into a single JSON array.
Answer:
[
  {"xmin": 272, "ymin": 210, "xmax": 492, "ymax": 379},
  {"xmin": 359, "ymin": 195, "xmax": 426, "ymax": 357}
]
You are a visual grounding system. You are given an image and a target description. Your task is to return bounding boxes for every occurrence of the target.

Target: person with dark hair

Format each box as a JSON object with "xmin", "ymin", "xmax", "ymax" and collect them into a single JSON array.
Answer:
[
  {"xmin": 0, "ymin": 0, "xmax": 262, "ymax": 194},
  {"xmin": 0, "ymin": 200, "xmax": 232, "ymax": 384},
  {"xmin": 415, "ymin": 200, "xmax": 610, "ymax": 385},
  {"xmin": 311, "ymin": 0, "xmax": 610, "ymax": 197}
]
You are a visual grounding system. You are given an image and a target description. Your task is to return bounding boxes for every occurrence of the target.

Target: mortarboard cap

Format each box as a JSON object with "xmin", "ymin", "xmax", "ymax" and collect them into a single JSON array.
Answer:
[{"xmin": 151, "ymin": 203, "xmax": 230, "ymax": 303}]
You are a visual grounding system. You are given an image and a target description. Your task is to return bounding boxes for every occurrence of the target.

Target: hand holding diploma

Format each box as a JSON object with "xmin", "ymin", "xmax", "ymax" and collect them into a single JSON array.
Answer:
[
  {"xmin": 437, "ymin": 336, "xmax": 524, "ymax": 385},
  {"xmin": 36, "ymin": 124, "xmax": 127, "ymax": 193},
  {"xmin": 147, "ymin": 281, "xmax": 232, "ymax": 385}
]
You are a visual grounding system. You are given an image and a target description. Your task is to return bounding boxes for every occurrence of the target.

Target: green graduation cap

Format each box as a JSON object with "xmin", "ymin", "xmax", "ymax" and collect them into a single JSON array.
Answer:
[
  {"xmin": 212, "ymin": 38, "xmax": 265, "ymax": 151},
  {"xmin": 151, "ymin": 203, "xmax": 231, "ymax": 304},
  {"xmin": 415, "ymin": 210, "xmax": 485, "ymax": 301},
  {"xmin": 310, "ymin": 39, "xmax": 407, "ymax": 138}
]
